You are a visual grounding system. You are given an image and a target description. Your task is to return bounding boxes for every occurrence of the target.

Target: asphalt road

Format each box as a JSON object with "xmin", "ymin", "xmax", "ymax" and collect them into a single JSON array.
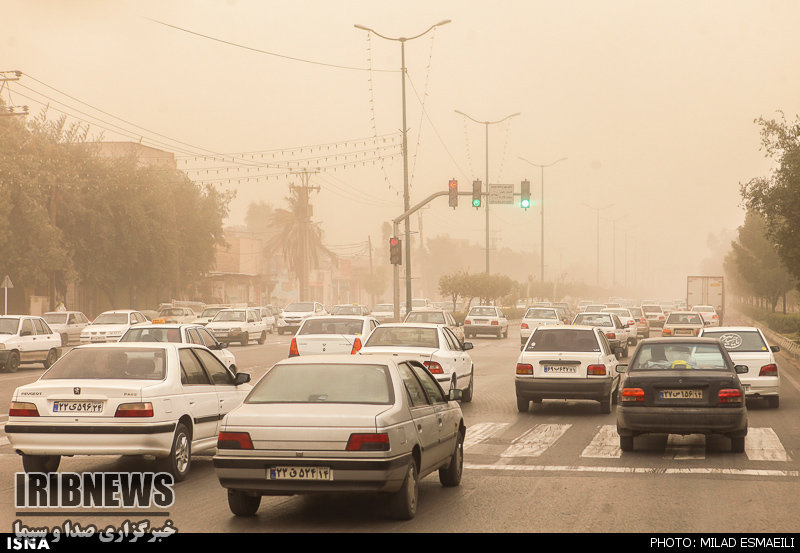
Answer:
[{"xmin": 1, "ymin": 322, "xmax": 799, "ymax": 533}]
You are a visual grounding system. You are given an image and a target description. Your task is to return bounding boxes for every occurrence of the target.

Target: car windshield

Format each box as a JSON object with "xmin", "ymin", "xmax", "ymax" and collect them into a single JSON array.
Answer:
[
  {"xmin": 703, "ymin": 330, "xmax": 769, "ymax": 353},
  {"xmin": 332, "ymin": 306, "xmax": 361, "ymax": 315},
  {"xmin": 285, "ymin": 303, "xmax": 314, "ymax": 312},
  {"xmin": 299, "ymin": 318, "xmax": 363, "ymax": 335},
  {"xmin": 119, "ymin": 328, "xmax": 183, "ymax": 343},
  {"xmin": 667, "ymin": 313, "xmax": 703, "ymax": 325},
  {"xmin": 365, "ymin": 327, "xmax": 439, "ymax": 349},
  {"xmin": 629, "ymin": 308, "xmax": 643, "ymax": 317},
  {"xmin": 200, "ymin": 308, "xmax": 224, "ymax": 318},
  {"xmin": 247, "ymin": 363, "xmax": 393, "ymax": 405},
  {"xmin": 574, "ymin": 314, "xmax": 613, "ymax": 327},
  {"xmin": 525, "ymin": 308, "xmax": 558, "ymax": 319},
  {"xmin": 0, "ymin": 318, "xmax": 19, "ymax": 334},
  {"xmin": 603, "ymin": 309, "xmax": 630, "ymax": 318},
  {"xmin": 630, "ymin": 343, "xmax": 728, "ymax": 371},
  {"xmin": 213, "ymin": 311, "xmax": 246, "ymax": 322},
  {"xmin": 92, "ymin": 314, "xmax": 129, "ymax": 325},
  {"xmin": 43, "ymin": 313, "xmax": 68, "ymax": 325},
  {"xmin": 642, "ymin": 305, "xmax": 663, "ymax": 314},
  {"xmin": 41, "ymin": 347, "xmax": 167, "ymax": 380},
  {"xmin": 526, "ymin": 329, "xmax": 600, "ymax": 352},
  {"xmin": 159, "ymin": 308, "xmax": 185, "ymax": 316},
  {"xmin": 469, "ymin": 307, "xmax": 497, "ymax": 316},
  {"xmin": 405, "ymin": 312, "xmax": 446, "ymax": 324}
]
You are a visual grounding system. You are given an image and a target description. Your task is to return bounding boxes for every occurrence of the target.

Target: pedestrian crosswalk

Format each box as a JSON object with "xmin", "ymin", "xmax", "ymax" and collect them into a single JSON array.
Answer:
[{"xmin": 464, "ymin": 422, "xmax": 792, "ymax": 463}]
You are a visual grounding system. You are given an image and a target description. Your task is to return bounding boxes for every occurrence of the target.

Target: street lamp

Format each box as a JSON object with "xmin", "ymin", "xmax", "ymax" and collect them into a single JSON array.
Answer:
[
  {"xmin": 455, "ymin": 110, "xmax": 521, "ymax": 274},
  {"xmin": 518, "ymin": 156, "xmax": 567, "ymax": 283},
  {"xmin": 354, "ymin": 20, "xmax": 451, "ymax": 317},
  {"xmin": 581, "ymin": 203, "xmax": 616, "ymax": 286},
  {"xmin": 605, "ymin": 213, "xmax": 628, "ymax": 288}
]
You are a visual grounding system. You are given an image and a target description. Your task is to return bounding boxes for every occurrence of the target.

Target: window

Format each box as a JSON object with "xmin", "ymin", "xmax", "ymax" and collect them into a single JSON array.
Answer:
[
  {"xmin": 704, "ymin": 330, "xmax": 768, "ymax": 353},
  {"xmin": 526, "ymin": 329, "xmax": 600, "ymax": 352},
  {"xmin": 33, "ymin": 319, "xmax": 49, "ymax": 335},
  {"xmin": 409, "ymin": 362, "xmax": 446, "ymax": 403},
  {"xmin": 193, "ymin": 348, "xmax": 234, "ymax": 385},
  {"xmin": 187, "ymin": 328, "xmax": 203, "ymax": 345},
  {"xmin": 365, "ymin": 327, "xmax": 439, "ymax": 349},
  {"xmin": 41, "ymin": 348, "xmax": 166, "ymax": 380},
  {"xmin": 179, "ymin": 349, "xmax": 211, "ymax": 385},
  {"xmin": 198, "ymin": 328, "xmax": 219, "ymax": 348},
  {"xmin": 21, "ymin": 319, "xmax": 34, "ymax": 336},
  {"xmin": 397, "ymin": 363, "xmax": 430, "ymax": 408},
  {"xmin": 443, "ymin": 328, "xmax": 461, "ymax": 350},
  {"xmin": 299, "ymin": 318, "xmax": 364, "ymax": 335},
  {"xmin": 68, "ymin": 314, "xmax": 78, "ymax": 324}
]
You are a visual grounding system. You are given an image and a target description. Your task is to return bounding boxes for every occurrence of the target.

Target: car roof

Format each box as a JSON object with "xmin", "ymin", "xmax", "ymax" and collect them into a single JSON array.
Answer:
[
  {"xmin": 275, "ymin": 354, "xmax": 398, "ymax": 366},
  {"xmin": 302, "ymin": 315, "xmax": 373, "ymax": 321},
  {"xmin": 126, "ymin": 323, "xmax": 203, "ymax": 329},
  {"xmin": 700, "ymin": 326, "xmax": 761, "ymax": 332},
  {"xmin": 533, "ymin": 324, "xmax": 596, "ymax": 331},
  {"xmin": 638, "ymin": 337, "xmax": 721, "ymax": 345},
  {"xmin": 375, "ymin": 322, "xmax": 441, "ymax": 329},
  {"xmin": 74, "ymin": 342, "xmax": 186, "ymax": 350},
  {"xmin": 98, "ymin": 310, "xmax": 139, "ymax": 314}
]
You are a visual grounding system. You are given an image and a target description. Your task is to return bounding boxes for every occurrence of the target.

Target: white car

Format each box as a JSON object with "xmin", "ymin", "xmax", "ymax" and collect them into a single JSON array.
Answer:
[
  {"xmin": 81, "ymin": 310, "xmax": 149, "ymax": 343},
  {"xmin": 601, "ymin": 308, "xmax": 638, "ymax": 346},
  {"xmin": 119, "ymin": 323, "xmax": 238, "ymax": 372},
  {"xmin": 154, "ymin": 306, "xmax": 197, "ymax": 324},
  {"xmin": 515, "ymin": 325, "xmax": 620, "ymax": 413},
  {"xmin": 43, "ymin": 311, "xmax": 90, "ymax": 346},
  {"xmin": 256, "ymin": 307, "xmax": 276, "ymax": 334},
  {"xmin": 571, "ymin": 312, "xmax": 628, "ymax": 357},
  {"xmin": 5, "ymin": 342, "xmax": 252, "ymax": 479},
  {"xmin": 641, "ymin": 304, "xmax": 667, "ymax": 328},
  {"xmin": 692, "ymin": 305, "xmax": 720, "ymax": 327},
  {"xmin": 0, "ymin": 316, "xmax": 62, "ymax": 373},
  {"xmin": 206, "ymin": 308, "xmax": 269, "ymax": 346},
  {"xmin": 276, "ymin": 301, "xmax": 328, "ymax": 335},
  {"xmin": 331, "ymin": 305, "xmax": 371, "ymax": 316},
  {"xmin": 289, "ymin": 316, "xmax": 379, "ymax": 357},
  {"xmin": 520, "ymin": 307, "xmax": 562, "ymax": 345},
  {"xmin": 464, "ymin": 305, "xmax": 509, "ymax": 339},
  {"xmin": 359, "ymin": 323, "xmax": 474, "ymax": 402},
  {"xmin": 699, "ymin": 326, "xmax": 780, "ymax": 408},
  {"xmin": 372, "ymin": 303, "xmax": 400, "ymax": 323},
  {"xmin": 661, "ymin": 311, "xmax": 705, "ymax": 337},
  {"xmin": 193, "ymin": 306, "xmax": 231, "ymax": 326},
  {"xmin": 403, "ymin": 309, "xmax": 465, "ymax": 343}
]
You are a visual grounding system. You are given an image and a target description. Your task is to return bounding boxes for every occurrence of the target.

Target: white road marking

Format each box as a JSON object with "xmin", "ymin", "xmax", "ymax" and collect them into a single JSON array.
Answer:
[
  {"xmin": 464, "ymin": 422, "xmax": 509, "ymax": 450},
  {"xmin": 500, "ymin": 424, "xmax": 571, "ymax": 458},
  {"xmin": 664, "ymin": 434, "xmax": 706, "ymax": 460},
  {"xmin": 581, "ymin": 425, "xmax": 622, "ymax": 458},
  {"xmin": 464, "ymin": 463, "xmax": 800, "ymax": 477},
  {"xmin": 745, "ymin": 427, "xmax": 788, "ymax": 462}
]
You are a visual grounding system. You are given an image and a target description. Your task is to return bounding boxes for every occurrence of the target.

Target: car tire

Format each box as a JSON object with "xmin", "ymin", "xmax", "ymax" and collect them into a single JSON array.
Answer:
[
  {"xmin": 5, "ymin": 350, "xmax": 20, "ymax": 373},
  {"xmin": 516, "ymin": 396, "xmax": 529, "ymax": 413},
  {"xmin": 461, "ymin": 369, "xmax": 474, "ymax": 403},
  {"xmin": 439, "ymin": 431, "xmax": 464, "ymax": 488},
  {"xmin": 619, "ymin": 435, "xmax": 634, "ymax": 452},
  {"xmin": 240, "ymin": 332, "xmax": 249, "ymax": 346},
  {"xmin": 599, "ymin": 388, "xmax": 613, "ymax": 414},
  {"xmin": 768, "ymin": 396, "xmax": 780, "ymax": 409},
  {"xmin": 22, "ymin": 454, "xmax": 61, "ymax": 473},
  {"xmin": 227, "ymin": 490, "xmax": 261, "ymax": 517},
  {"xmin": 155, "ymin": 423, "xmax": 191, "ymax": 482},
  {"xmin": 503, "ymin": 328, "xmax": 509, "ymax": 338},
  {"xmin": 43, "ymin": 349, "xmax": 58, "ymax": 370},
  {"xmin": 257, "ymin": 331, "xmax": 266, "ymax": 345},
  {"xmin": 389, "ymin": 461, "xmax": 418, "ymax": 520},
  {"xmin": 60, "ymin": 333, "xmax": 68, "ymax": 347},
  {"xmin": 731, "ymin": 436, "xmax": 745, "ymax": 453}
]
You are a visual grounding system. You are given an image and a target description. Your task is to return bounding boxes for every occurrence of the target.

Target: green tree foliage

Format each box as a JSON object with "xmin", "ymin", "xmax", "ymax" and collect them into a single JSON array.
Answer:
[{"xmin": 438, "ymin": 271, "xmax": 516, "ymax": 308}]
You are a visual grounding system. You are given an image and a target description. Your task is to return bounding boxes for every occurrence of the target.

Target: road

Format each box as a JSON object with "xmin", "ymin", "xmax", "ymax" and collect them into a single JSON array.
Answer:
[{"xmin": 1, "ymin": 321, "xmax": 799, "ymax": 533}]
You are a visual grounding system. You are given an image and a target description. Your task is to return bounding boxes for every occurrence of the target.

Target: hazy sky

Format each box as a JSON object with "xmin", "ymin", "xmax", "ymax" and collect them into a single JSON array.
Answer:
[{"xmin": 5, "ymin": 0, "xmax": 800, "ymax": 298}]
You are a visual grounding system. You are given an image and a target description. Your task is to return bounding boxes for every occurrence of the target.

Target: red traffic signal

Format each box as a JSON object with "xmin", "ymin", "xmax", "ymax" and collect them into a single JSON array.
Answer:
[
  {"xmin": 448, "ymin": 178, "xmax": 458, "ymax": 208},
  {"xmin": 389, "ymin": 237, "xmax": 402, "ymax": 265}
]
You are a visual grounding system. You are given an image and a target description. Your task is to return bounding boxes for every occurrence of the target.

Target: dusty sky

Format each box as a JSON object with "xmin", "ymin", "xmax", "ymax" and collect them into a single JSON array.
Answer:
[{"xmin": 4, "ymin": 0, "xmax": 800, "ymax": 299}]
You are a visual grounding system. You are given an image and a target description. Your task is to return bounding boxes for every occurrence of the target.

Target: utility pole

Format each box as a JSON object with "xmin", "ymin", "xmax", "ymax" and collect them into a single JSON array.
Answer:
[
  {"xmin": 0, "ymin": 71, "xmax": 28, "ymax": 117},
  {"xmin": 289, "ymin": 169, "xmax": 320, "ymax": 301},
  {"xmin": 582, "ymin": 203, "xmax": 615, "ymax": 287},
  {"xmin": 368, "ymin": 235, "xmax": 375, "ymax": 307}
]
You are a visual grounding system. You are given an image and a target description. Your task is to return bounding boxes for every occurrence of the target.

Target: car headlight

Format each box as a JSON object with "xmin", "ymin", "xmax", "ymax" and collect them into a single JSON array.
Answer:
[{"xmin": 0, "ymin": 343, "xmax": 6, "ymax": 350}]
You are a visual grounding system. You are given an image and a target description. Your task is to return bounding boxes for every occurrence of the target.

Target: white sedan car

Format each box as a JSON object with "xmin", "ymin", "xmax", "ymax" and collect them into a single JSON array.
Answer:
[
  {"xmin": 520, "ymin": 307, "xmax": 562, "ymax": 345},
  {"xmin": 119, "ymin": 323, "xmax": 238, "ymax": 372},
  {"xmin": 699, "ymin": 326, "xmax": 781, "ymax": 408},
  {"xmin": 358, "ymin": 323, "xmax": 474, "ymax": 402},
  {"xmin": 290, "ymin": 316, "xmax": 379, "ymax": 357},
  {"xmin": 0, "ymin": 316, "xmax": 62, "ymax": 372},
  {"xmin": 80, "ymin": 310, "xmax": 149, "ymax": 343},
  {"xmin": 463, "ymin": 305, "xmax": 509, "ymax": 339},
  {"xmin": 692, "ymin": 305, "xmax": 720, "ymax": 327},
  {"xmin": 5, "ymin": 343, "xmax": 252, "ymax": 479},
  {"xmin": 601, "ymin": 308, "xmax": 638, "ymax": 346}
]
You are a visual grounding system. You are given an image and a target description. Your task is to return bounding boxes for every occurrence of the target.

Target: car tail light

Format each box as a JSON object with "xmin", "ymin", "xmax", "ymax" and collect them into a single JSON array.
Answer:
[
  {"xmin": 491, "ymin": 320, "xmax": 499, "ymax": 326},
  {"xmin": 659, "ymin": 315, "xmax": 665, "ymax": 320},
  {"xmin": 289, "ymin": 337, "xmax": 299, "ymax": 357},
  {"xmin": 218, "ymin": 431, "xmax": 254, "ymax": 450},
  {"xmin": 606, "ymin": 332, "xmax": 616, "ymax": 340},
  {"xmin": 712, "ymin": 314, "xmax": 719, "ymax": 320},
  {"xmin": 464, "ymin": 319, "xmax": 472, "ymax": 325},
  {"xmin": 516, "ymin": 363, "xmax": 533, "ymax": 375},
  {"xmin": 115, "ymin": 402, "xmax": 154, "ymax": 417},
  {"xmin": 521, "ymin": 323, "xmax": 529, "ymax": 329},
  {"xmin": 350, "ymin": 337, "xmax": 362, "ymax": 355},
  {"xmin": 621, "ymin": 388, "xmax": 645, "ymax": 402},
  {"xmin": 423, "ymin": 361, "xmax": 443, "ymax": 374},
  {"xmin": 587, "ymin": 364, "xmax": 606, "ymax": 376},
  {"xmin": 695, "ymin": 329, "xmax": 701, "ymax": 336},
  {"xmin": 9, "ymin": 402, "xmax": 39, "ymax": 417},
  {"xmin": 718, "ymin": 389, "xmax": 743, "ymax": 404},
  {"xmin": 346, "ymin": 433, "xmax": 390, "ymax": 451},
  {"xmin": 759, "ymin": 364, "xmax": 778, "ymax": 377},
  {"xmin": 662, "ymin": 329, "xmax": 672, "ymax": 336},
  {"xmin": 640, "ymin": 317, "xmax": 647, "ymax": 323}
]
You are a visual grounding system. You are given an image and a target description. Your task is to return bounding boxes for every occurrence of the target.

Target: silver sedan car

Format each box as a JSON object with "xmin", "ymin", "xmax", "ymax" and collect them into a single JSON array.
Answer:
[{"xmin": 213, "ymin": 354, "xmax": 466, "ymax": 520}]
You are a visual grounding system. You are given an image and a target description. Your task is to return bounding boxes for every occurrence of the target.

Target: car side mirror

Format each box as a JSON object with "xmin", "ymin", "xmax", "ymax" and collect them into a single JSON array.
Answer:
[
  {"xmin": 449, "ymin": 389, "xmax": 462, "ymax": 401},
  {"xmin": 734, "ymin": 365, "xmax": 749, "ymax": 374},
  {"xmin": 234, "ymin": 372, "xmax": 251, "ymax": 385},
  {"xmin": 616, "ymin": 364, "xmax": 628, "ymax": 373},
  {"xmin": 463, "ymin": 342, "xmax": 473, "ymax": 351},
  {"xmin": 770, "ymin": 345, "xmax": 780, "ymax": 353},
  {"xmin": 218, "ymin": 342, "xmax": 228, "ymax": 349}
]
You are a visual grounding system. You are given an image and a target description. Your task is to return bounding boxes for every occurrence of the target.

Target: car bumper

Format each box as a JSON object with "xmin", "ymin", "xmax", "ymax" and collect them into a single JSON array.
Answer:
[
  {"xmin": 5, "ymin": 421, "xmax": 177, "ymax": 456},
  {"xmin": 616, "ymin": 406, "xmax": 747, "ymax": 437},
  {"xmin": 515, "ymin": 377, "xmax": 614, "ymax": 401},
  {"xmin": 466, "ymin": 324, "xmax": 502, "ymax": 334},
  {"xmin": 740, "ymin": 379, "xmax": 779, "ymax": 398},
  {"xmin": 213, "ymin": 453, "xmax": 412, "ymax": 495}
]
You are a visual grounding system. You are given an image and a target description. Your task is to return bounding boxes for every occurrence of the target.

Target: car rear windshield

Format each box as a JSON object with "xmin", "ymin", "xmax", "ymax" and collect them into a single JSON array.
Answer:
[
  {"xmin": 642, "ymin": 305, "xmax": 663, "ymax": 314},
  {"xmin": 525, "ymin": 309, "xmax": 558, "ymax": 319},
  {"xmin": 692, "ymin": 306, "xmax": 715, "ymax": 312},
  {"xmin": 630, "ymin": 343, "xmax": 727, "ymax": 371},
  {"xmin": 43, "ymin": 314, "xmax": 68, "ymax": 325},
  {"xmin": 573, "ymin": 314, "xmax": 613, "ymax": 327},
  {"xmin": 703, "ymin": 330, "xmax": 768, "ymax": 353},
  {"xmin": 92, "ymin": 314, "xmax": 128, "ymax": 325},
  {"xmin": 247, "ymin": 363, "xmax": 393, "ymax": 405},
  {"xmin": 299, "ymin": 318, "xmax": 363, "ymax": 335},
  {"xmin": 332, "ymin": 306, "xmax": 361, "ymax": 315},
  {"xmin": 41, "ymin": 348, "xmax": 167, "ymax": 380},
  {"xmin": 526, "ymin": 329, "xmax": 600, "ymax": 352},
  {"xmin": 120, "ymin": 328, "xmax": 183, "ymax": 343},
  {"xmin": 469, "ymin": 307, "xmax": 497, "ymax": 316},
  {"xmin": 405, "ymin": 312, "xmax": 446, "ymax": 324},
  {"xmin": 666, "ymin": 313, "xmax": 703, "ymax": 325},
  {"xmin": 629, "ymin": 308, "xmax": 643, "ymax": 317},
  {"xmin": 200, "ymin": 308, "xmax": 224, "ymax": 318},
  {"xmin": 365, "ymin": 327, "xmax": 439, "ymax": 349},
  {"xmin": 603, "ymin": 309, "xmax": 631, "ymax": 318}
]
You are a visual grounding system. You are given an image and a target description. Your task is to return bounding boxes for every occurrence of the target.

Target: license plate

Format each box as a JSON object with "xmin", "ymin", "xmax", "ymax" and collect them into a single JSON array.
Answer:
[
  {"xmin": 474, "ymin": 319, "xmax": 487, "ymax": 324},
  {"xmin": 742, "ymin": 384, "xmax": 751, "ymax": 392},
  {"xmin": 543, "ymin": 365, "xmax": 577, "ymax": 374},
  {"xmin": 53, "ymin": 401, "xmax": 103, "ymax": 413},
  {"xmin": 659, "ymin": 389, "xmax": 702, "ymax": 399},
  {"xmin": 675, "ymin": 330, "xmax": 694, "ymax": 336},
  {"xmin": 90, "ymin": 336, "xmax": 105, "ymax": 342},
  {"xmin": 268, "ymin": 466, "xmax": 331, "ymax": 481}
]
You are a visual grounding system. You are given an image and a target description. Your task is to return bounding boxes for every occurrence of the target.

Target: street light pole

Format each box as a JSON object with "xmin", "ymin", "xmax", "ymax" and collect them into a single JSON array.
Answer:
[
  {"xmin": 355, "ymin": 20, "xmax": 450, "ymax": 315},
  {"xmin": 581, "ymin": 203, "xmax": 615, "ymax": 286},
  {"xmin": 518, "ymin": 156, "xmax": 567, "ymax": 284},
  {"xmin": 455, "ymin": 110, "xmax": 520, "ymax": 274}
]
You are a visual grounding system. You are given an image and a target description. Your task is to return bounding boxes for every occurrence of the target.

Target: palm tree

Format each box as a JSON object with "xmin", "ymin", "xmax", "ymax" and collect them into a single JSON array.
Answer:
[{"xmin": 267, "ymin": 190, "xmax": 336, "ymax": 300}]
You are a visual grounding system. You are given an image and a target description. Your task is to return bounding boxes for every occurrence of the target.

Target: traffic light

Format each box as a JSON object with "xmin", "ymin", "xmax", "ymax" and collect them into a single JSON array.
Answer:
[
  {"xmin": 448, "ymin": 178, "xmax": 458, "ymax": 208},
  {"xmin": 389, "ymin": 237, "xmax": 402, "ymax": 265},
  {"xmin": 520, "ymin": 179, "xmax": 531, "ymax": 209},
  {"xmin": 472, "ymin": 179, "xmax": 482, "ymax": 208}
]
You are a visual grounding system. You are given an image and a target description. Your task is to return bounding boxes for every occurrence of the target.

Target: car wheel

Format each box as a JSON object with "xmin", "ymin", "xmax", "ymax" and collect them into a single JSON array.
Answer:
[
  {"xmin": 517, "ymin": 396, "xmax": 529, "ymax": 413},
  {"xmin": 599, "ymin": 386, "xmax": 613, "ymax": 413},
  {"xmin": 240, "ymin": 332, "xmax": 249, "ymax": 346},
  {"xmin": 22, "ymin": 454, "xmax": 61, "ymax": 473},
  {"xmin": 60, "ymin": 333, "xmax": 69, "ymax": 347},
  {"xmin": 503, "ymin": 328, "xmax": 509, "ymax": 338},
  {"xmin": 43, "ymin": 349, "xmax": 58, "ymax": 370},
  {"xmin": 5, "ymin": 350, "xmax": 20, "ymax": 373},
  {"xmin": 227, "ymin": 490, "xmax": 261, "ymax": 517},
  {"xmin": 439, "ymin": 430, "xmax": 464, "ymax": 487},
  {"xmin": 731, "ymin": 436, "xmax": 745, "ymax": 453},
  {"xmin": 461, "ymin": 370, "xmax": 474, "ymax": 403},
  {"xmin": 155, "ymin": 423, "xmax": 191, "ymax": 482},
  {"xmin": 767, "ymin": 396, "xmax": 780, "ymax": 409},
  {"xmin": 257, "ymin": 331, "xmax": 266, "ymax": 345},
  {"xmin": 389, "ymin": 461, "xmax": 418, "ymax": 520},
  {"xmin": 619, "ymin": 435, "xmax": 634, "ymax": 452}
]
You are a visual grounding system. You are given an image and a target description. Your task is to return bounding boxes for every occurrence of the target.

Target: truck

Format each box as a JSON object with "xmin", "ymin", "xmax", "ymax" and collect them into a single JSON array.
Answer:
[{"xmin": 686, "ymin": 276, "xmax": 725, "ymax": 325}]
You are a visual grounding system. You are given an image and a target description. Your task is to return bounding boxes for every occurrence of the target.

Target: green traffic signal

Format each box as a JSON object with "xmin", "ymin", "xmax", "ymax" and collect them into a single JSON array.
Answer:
[
  {"xmin": 472, "ymin": 198, "xmax": 481, "ymax": 207},
  {"xmin": 521, "ymin": 198, "xmax": 530, "ymax": 208}
]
